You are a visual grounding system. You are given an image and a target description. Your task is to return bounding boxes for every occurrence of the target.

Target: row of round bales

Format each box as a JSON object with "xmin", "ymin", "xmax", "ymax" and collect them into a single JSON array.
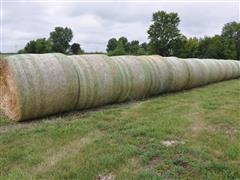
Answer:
[{"xmin": 0, "ymin": 53, "xmax": 239, "ymax": 121}]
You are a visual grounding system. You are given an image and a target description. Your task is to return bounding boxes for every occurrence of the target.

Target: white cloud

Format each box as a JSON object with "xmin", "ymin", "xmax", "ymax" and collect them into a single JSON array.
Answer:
[{"xmin": 1, "ymin": 1, "xmax": 239, "ymax": 52}]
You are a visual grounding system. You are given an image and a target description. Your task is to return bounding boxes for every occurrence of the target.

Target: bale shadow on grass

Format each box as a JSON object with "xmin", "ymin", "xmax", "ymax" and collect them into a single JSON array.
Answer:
[{"xmin": 13, "ymin": 88, "xmax": 200, "ymax": 123}]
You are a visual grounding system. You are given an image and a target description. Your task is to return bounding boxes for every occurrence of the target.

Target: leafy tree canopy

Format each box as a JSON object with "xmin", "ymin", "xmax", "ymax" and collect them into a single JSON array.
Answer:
[
  {"xmin": 22, "ymin": 38, "xmax": 52, "ymax": 53},
  {"xmin": 70, "ymin": 43, "xmax": 84, "ymax": 55},
  {"xmin": 147, "ymin": 11, "xmax": 181, "ymax": 56},
  {"xmin": 106, "ymin": 38, "xmax": 118, "ymax": 52},
  {"xmin": 49, "ymin": 27, "xmax": 73, "ymax": 53}
]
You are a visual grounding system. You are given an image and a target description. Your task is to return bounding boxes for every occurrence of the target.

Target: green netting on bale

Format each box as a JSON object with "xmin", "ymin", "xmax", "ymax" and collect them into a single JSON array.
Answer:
[
  {"xmin": 0, "ymin": 53, "xmax": 79, "ymax": 121},
  {"xmin": 1, "ymin": 54, "xmax": 239, "ymax": 121}
]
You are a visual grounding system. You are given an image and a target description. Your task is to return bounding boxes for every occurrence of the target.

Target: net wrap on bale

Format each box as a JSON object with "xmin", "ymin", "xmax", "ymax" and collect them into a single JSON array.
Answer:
[{"xmin": 0, "ymin": 54, "xmax": 239, "ymax": 121}]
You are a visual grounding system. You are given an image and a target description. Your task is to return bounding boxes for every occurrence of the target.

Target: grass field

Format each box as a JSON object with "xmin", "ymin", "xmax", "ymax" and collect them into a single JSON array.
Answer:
[{"xmin": 0, "ymin": 79, "xmax": 239, "ymax": 179}]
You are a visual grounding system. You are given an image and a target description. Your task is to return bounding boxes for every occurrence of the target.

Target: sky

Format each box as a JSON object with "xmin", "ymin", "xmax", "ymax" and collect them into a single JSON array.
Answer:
[{"xmin": 1, "ymin": 0, "xmax": 239, "ymax": 53}]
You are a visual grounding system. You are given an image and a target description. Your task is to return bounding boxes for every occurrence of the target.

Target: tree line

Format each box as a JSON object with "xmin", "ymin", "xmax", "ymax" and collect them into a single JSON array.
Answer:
[
  {"xmin": 19, "ymin": 27, "xmax": 84, "ymax": 55},
  {"xmin": 19, "ymin": 11, "xmax": 240, "ymax": 60},
  {"xmin": 106, "ymin": 11, "xmax": 239, "ymax": 60}
]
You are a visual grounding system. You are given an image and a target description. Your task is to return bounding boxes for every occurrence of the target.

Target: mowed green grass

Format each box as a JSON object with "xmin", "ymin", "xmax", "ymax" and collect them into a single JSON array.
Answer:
[{"xmin": 0, "ymin": 79, "xmax": 239, "ymax": 179}]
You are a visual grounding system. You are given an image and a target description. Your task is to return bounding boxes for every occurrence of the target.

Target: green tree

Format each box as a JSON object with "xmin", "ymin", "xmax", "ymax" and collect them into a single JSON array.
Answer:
[
  {"xmin": 108, "ymin": 42, "xmax": 127, "ymax": 56},
  {"xmin": 106, "ymin": 38, "xmax": 118, "ymax": 52},
  {"xmin": 222, "ymin": 22, "xmax": 240, "ymax": 60},
  {"xmin": 118, "ymin": 37, "xmax": 128, "ymax": 46},
  {"xmin": 147, "ymin": 11, "xmax": 181, "ymax": 56},
  {"xmin": 198, "ymin": 37, "xmax": 211, "ymax": 58},
  {"xmin": 118, "ymin": 37, "xmax": 129, "ymax": 52},
  {"xmin": 137, "ymin": 48, "xmax": 146, "ymax": 55},
  {"xmin": 107, "ymin": 36, "xmax": 129, "ymax": 56},
  {"xmin": 23, "ymin": 40, "xmax": 36, "ymax": 53},
  {"xmin": 70, "ymin": 43, "xmax": 84, "ymax": 54},
  {"xmin": 128, "ymin": 40, "xmax": 140, "ymax": 55},
  {"xmin": 174, "ymin": 37, "xmax": 199, "ymax": 58},
  {"xmin": 18, "ymin": 49, "xmax": 25, "ymax": 54},
  {"xmin": 140, "ymin": 43, "xmax": 148, "ymax": 53},
  {"xmin": 22, "ymin": 38, "xmax": 52, "ymax": 53},
  {"xmin": 198, "ymin": 36, "xmax": 227, "ymax": 59},
  {"xmin": 172, "ymin": 35, "xmax": 187, "ymax": 57},
  {"xmin": 221, "ymin": 37, "xmax": 237, "ymax": 59},
  {"xmin": 185, "ymin": 37, "xmax": 199, "ymax": 58},
  {"xmin": 49, "ymin": 27, "xmax": 73, "ymax": 53}
]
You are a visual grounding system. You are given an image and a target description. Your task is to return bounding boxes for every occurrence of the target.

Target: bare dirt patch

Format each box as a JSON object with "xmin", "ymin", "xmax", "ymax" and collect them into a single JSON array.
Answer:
[
  {"xmin": 173, "ymin": 159, "xmax": 190, "ymax": 168},
  {"xmin": 189, "ymin": 119, "xmax": 206, "ymax": 136},
  {"xmin": 96, "ymin": 173, "xmax": 115, "ymax": 180},
  {"xmin": 161, "ymin": 140, "xmax": 185, "ymax": 147},
  {"xmin": 148, "ymin": 156, "xmax": 162, "ymax": 168},
  {"xmin": 139, "ymin": 144, "xmax": 147, "ymax": 151},
  {"xmin": 208, "ymin": 123, "xmax": 238, "ymax": 136},
  {"xmin": 117, "ymin": 157, "xmax": 143, "ymax": 175}
]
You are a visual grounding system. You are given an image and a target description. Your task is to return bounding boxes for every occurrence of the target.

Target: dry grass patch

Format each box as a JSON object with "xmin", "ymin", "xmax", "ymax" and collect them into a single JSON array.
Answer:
[
  {"xmin": 33, "ymin": 130, "xmax": 103, "ymax": 174},
  {"xmin": 96, "ymin": 173, "xmax": 115, "ymax": 180},
  {"xmin": 147, "ymin": 156, "xmax": 162, "ymax": 169},
  {"xmin": 189, "ymin": 119, "xmax": 206, "ymax": 136}
]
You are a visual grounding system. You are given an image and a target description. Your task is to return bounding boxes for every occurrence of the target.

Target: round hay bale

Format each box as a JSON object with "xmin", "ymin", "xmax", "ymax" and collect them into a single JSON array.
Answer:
[
  {"xmin": 0, "ymin": 59, "xmax": 21, "ymax": 120},
  {"xmin": 0, "ymin": 53, "xmax": 79, "ymax": 121},
  {"xmin": 1, "ymin": 54, "xmax": 240, "ymax": 121},
  {"xmin": 164, "ymin": 57, "xmax": 190, "ymax": 91},
  {"xmin": 229, "ymin": 60, "xmax": 240, "ymax": 79},
  {"xmin": 69, "ymin": 54, "xmax": 122, "ymax": 109},
  {"xmin": 111, "ymin": 56, "xmax": 148, "ymax": 100},
  {"xmin": 148, "ymin": 55, "xmax": 174, "ymax": 93},
  {"xmin": 137, "ymin": 55, "xmax": 165, "ymax": 95},
  {"xmin": 183, "ymin": 58, "xmax": 211, "ymax": 88}
]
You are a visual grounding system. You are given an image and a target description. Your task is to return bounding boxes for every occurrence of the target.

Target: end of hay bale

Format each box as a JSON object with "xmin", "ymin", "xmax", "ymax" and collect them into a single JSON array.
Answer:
[{"xmin": 0, "ymin": 59, "xmax": 22, "ymax": 121}]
